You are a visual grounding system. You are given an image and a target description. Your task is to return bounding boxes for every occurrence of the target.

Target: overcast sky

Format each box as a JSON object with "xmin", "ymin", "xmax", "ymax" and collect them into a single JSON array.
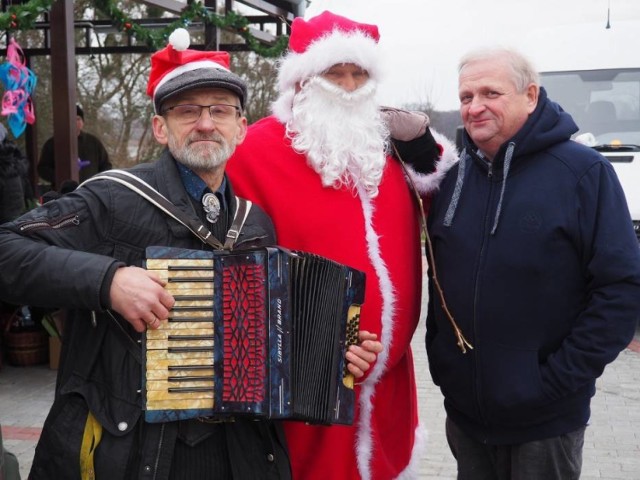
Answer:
[{"xmin": 303, "ymin": 0, "xmax": 640, "ymax": 111}]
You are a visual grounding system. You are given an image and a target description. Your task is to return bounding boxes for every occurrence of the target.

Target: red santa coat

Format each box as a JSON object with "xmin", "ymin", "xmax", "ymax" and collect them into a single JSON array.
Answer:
[{"xmin": 228, "ymin": 116, "xmax": 441, "ymax": 480}]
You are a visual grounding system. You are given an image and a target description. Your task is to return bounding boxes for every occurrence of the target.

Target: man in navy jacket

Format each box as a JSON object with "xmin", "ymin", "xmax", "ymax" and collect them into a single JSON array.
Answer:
[{"xmin": 426, "ymin": 47, "xmax": 640, "ymax": 480}]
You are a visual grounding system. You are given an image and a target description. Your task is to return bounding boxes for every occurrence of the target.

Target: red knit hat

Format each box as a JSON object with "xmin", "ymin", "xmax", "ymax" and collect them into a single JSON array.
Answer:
[
  {"xmin": 146, "ymin": 28, "xmax": 247, "ymax": 112},
  {"xmin": 277, "ymin": 11, "xmax": 382, "ymax": 93}
]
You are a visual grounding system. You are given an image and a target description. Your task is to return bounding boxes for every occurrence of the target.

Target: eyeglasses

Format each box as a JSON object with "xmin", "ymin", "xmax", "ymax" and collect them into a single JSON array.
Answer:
[{"xmin": 162, "ymin": 104, "xmax": 241, "ymax": 124}]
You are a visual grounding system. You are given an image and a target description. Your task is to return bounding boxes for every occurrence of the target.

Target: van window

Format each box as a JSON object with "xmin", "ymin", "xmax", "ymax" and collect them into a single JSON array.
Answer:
[{"xmin": 541, "ymin": 68, "xmax": 640, "ymax": 146}]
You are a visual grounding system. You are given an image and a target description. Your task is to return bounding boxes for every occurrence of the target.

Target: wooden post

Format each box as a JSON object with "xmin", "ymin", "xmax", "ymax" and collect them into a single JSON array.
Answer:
[{"xmin": 49, "ymin": 0, "xmax": 78, "ymax": 189}]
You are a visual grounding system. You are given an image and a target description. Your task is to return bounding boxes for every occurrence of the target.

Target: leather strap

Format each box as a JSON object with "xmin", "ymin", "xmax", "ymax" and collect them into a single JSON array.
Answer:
[
  {"xmin": 83, "ymin": 169, "xmax": 251, "ymax": 250},
  {"xmin": 224, "ymin": 195, "xmax": 251, "ymax": 249}
]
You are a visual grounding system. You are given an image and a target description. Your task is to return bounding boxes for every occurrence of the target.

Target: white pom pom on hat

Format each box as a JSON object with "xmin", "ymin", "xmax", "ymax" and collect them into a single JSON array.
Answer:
[{"xmin": 169, "ymin": 28, "xmax": 191, "ymax": 51}]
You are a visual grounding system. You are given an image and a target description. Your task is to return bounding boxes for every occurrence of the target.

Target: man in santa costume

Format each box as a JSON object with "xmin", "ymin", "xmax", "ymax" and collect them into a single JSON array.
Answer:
[{"xmin": 227, "ymin": 10, "xmax": 457, "ymax": 480}]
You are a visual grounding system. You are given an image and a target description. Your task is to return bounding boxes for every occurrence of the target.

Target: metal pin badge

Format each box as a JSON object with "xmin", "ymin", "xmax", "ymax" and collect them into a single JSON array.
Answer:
[{"xmin": 202, "ymin": 192, "xmax": 221, "ymax": 223}]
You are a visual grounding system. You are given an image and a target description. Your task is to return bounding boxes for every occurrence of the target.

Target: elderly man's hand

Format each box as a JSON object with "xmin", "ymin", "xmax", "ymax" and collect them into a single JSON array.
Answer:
[
  {"xmin": 346, "ymin": 330, "xmax": 384, "ymax": 379},
  {"xmin": 109, "ymin": 266, "xmax": 175, "ymax": 332}
]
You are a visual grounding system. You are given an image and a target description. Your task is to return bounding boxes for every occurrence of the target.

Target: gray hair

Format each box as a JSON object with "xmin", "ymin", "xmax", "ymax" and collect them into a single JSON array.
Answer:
[{"xmin": 458, "ymin": 47, "xmax": 540, "ymax": 93}]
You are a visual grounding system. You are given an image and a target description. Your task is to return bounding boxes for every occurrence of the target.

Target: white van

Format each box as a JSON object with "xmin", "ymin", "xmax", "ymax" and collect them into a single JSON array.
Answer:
[
  {"xmin": 522, "ymin": 21, "xmax": 640, "ymax": 243},
  {"xmin": 539, "ymin": 68, "xmax": 640, "ymax": 243}
]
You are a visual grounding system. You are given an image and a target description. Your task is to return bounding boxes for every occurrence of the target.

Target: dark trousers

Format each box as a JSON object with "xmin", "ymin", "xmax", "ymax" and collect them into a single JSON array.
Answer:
[{"xmin": 445, "ymin": 417, "xmax": 585, "ymax": 480}]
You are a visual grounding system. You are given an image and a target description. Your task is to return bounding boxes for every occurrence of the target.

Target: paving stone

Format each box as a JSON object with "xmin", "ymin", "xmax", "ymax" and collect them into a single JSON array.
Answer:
[{"xmin": 2, "ymin": 284, "xmax": 639, "ymax": 479}]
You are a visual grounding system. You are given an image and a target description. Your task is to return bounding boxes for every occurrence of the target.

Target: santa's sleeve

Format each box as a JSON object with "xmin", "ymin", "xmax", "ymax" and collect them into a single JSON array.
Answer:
[
  {"xmin": 383, "ymin": 107, "xmax": 458, "ymax": 195},
  {"xmin": 393, "ymin": 129, "xmax": 458, "ymax": 195}
]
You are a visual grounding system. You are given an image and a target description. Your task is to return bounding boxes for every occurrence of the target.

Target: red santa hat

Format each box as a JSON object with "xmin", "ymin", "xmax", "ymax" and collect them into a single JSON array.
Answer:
[
  {"xmin": 277, "ymin": 11, "xmax": 382, "ymax": 93},
  {"xmin": 146, "ymin": 28, "xmax": 247, "ymax": 113}
]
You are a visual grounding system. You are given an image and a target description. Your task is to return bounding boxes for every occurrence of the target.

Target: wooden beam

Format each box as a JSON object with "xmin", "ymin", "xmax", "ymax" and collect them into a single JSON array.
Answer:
[
  {"xmin": 49, "ymin": 0, "xmax": 78, "ymax": 188},
  {"xmin": 139, "ymin": 0, "xmax": 187, "ymax": 14},
  {"xmin": 236, "ymin": 0, "xmax": 295, "ymax": 21},
  {"xmin": 204, "ymin": 0, "xmax": 221, "ymax": 50}
]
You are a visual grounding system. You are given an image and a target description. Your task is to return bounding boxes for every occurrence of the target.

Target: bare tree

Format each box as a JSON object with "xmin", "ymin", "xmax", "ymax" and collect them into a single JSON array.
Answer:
[
  {"xmin": 77, "ymin": 48, "xmax": 161, "ymax": 168},
  {"xmin": 233, "ymin": 52, "xmax": 279, "ymax": 124},
  {"xmin": 23, "ymin": 2, "xmax": 281, "ymax": 173}
]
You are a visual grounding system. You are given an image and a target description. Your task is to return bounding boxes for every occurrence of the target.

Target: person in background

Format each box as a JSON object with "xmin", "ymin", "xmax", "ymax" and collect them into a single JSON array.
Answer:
[
  {"xmin": 0, "ymin": 28, "xmax": 387, "ymax": 479},
  {"xmin": 227, "ymin": 10, "xmax": 457, "ymax": 480},
  {"xmin": 39, "ymin": 179, "xmax": 79, "ymax": 204},
  {"xmin": 37, "ymin": 104, "xmax": 111, "ymax": 189},
  {"xmin": 0, "ymin": 122, "xmax": 32, "ymax": 224},
  {"xmin": 425, "ymin": 47, "xmax": 640, "ymax": 480},
  {"xmin": 0, "ymin": 126, "xmax": 25, "ymax": 476}
]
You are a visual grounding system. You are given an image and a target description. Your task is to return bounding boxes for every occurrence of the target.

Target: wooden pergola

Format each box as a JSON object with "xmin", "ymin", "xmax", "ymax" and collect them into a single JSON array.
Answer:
[{"xmin": 2, "ymin": 0, "xmax": 302, "ymax": 191}]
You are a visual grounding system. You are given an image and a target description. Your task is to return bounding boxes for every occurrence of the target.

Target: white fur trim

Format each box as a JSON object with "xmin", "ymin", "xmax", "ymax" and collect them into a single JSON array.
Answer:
[
  {"xmin": 278, "ymin": 30, "xmax": 381, "ymax": 92},
  {"xmin": 395, "ymin": 424, "xmax": 427, "ymax": 479},
  {"xmin": 405, "ymin": 129, "xmax": 459, "ymax": 195},
  {"xmin": 355, "ymin": 185, "xmax": 396, "ymax": 480},
  {"xmin": 271, "ymin": 88, "xmax": 295, "ymax": 124},
  {"xmin": 153, "ymin": 60, "xmax": 230, "ymax": 98}
]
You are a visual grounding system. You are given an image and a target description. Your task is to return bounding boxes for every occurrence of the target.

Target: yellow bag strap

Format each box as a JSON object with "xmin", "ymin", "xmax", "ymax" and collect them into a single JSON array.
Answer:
[{"xmin": 80, "ymin": 411, "xmax": 103, "ymax": 480}]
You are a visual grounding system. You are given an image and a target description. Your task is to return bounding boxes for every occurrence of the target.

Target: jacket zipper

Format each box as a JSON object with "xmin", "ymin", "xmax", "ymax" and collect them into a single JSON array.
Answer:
[
  {"xmin": 473, "ymin": 161, "xmax": 495, "ymax": 436},
  {"xmin": 19, "ymin": 214, "xmax": 80, "ymax": 232},
  {"xmin": 151, "ymin": 423, "xmax": 165, "ymax": 480}
]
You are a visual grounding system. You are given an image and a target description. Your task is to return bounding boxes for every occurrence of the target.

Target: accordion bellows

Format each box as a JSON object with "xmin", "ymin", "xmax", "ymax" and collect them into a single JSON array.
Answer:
[{"xmin": 143, "ymin": 246, "xmax": 365, "ymax": 425}]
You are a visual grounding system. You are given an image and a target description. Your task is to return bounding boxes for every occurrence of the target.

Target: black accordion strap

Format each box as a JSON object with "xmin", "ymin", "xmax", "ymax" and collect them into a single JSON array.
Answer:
[{"xmin": 83, "ymin": 169, "xmax": 251, "ymax": 250}]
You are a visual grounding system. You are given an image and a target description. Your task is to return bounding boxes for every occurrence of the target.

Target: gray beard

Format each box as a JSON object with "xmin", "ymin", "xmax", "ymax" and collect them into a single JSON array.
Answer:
[{"xmin": 168, "ymin": 132, "xmax": 235, "ymax": 171}]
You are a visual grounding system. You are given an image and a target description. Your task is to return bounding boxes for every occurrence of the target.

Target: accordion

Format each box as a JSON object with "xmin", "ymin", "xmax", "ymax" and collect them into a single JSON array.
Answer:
[{"xmin": 142, "ymin": 246, "xmax": 365, "ymax": 425}]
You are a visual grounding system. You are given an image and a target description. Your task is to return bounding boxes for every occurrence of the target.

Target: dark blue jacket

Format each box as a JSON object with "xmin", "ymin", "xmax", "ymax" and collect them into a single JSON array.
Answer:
[{"xmin": 426, "ymin": 88, "xmax": 640, "ymax": 445}]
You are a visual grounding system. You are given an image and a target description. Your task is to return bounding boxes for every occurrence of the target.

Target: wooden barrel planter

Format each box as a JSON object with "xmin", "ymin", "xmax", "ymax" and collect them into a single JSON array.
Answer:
[
  {"xmin": 2, "ymin": 307, "xmax": 50, "ymax": 367},
  {"xmin": 4, "ymin": 328, "xmax": 49, "ymax": 366}
]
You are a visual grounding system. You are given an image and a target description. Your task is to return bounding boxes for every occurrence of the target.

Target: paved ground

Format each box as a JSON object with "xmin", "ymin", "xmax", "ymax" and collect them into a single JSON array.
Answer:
[
  {"xmin": 411, "ymin": 321, "xmax": 640, "ymax": 480},
  {"xmin": 2, "ymin": 291, "xmax": 640, "ymax": 479}
]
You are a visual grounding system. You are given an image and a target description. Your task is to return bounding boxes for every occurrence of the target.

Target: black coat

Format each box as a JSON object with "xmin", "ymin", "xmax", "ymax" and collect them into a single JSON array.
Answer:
[
  {"xmin": 0, "ymin": 140, "xmax": 28, "ymax": 223},
  {"xmin": 0, "ymin": 150, "xmax": 289, "ymax": 480},
  {"xmin": 37, "ymin": 130, "xmax": 112, "ymax": 189}
]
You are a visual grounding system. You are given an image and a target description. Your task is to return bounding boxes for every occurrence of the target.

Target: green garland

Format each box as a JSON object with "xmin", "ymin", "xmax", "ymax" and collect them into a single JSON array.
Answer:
[
  {"xmin": 0, "ymin": 0, "xmax": 289, "ymax": 58},
  {"xmin": 0, "ymin": 0, "xmax": 53, "ymax": 30},
  {"xmin": 95, "ymin": 0, "xmax": 289, "ymax": 57}
]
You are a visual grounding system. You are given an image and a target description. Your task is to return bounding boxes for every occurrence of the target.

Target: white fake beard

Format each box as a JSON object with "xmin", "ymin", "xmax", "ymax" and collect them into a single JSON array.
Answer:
[
  {"xmin": 286, "ymin": 77, "xmax": 389, "ymax": 197},
  {"xmin": 168, "ymin": 130, "xmax": 235, "ymax": 172}
]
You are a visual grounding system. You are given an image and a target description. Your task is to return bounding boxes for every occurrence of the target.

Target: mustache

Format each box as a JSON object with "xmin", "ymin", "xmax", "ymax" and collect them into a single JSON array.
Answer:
[
  {"xmin": 299, "ymin": 76, "xmax": 377, "ymax": 104},
  {"xmin": 187, "ymin": 133, "xmax": 225, "ymax": 144}
]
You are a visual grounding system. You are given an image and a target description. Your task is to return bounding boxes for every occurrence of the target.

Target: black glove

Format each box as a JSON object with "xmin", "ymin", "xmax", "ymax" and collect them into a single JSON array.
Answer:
[{"xmin": 392, "ymin": 127, "xmax": 441, "ymax": 175}]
